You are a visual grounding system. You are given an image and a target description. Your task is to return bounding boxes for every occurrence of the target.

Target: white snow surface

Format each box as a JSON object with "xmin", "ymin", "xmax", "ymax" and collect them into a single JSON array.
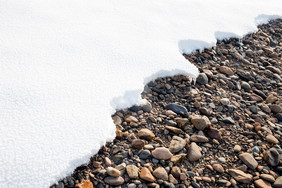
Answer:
[{"xmin": 0, "ymin": 0, "xmax": 281, "ymax": 187}]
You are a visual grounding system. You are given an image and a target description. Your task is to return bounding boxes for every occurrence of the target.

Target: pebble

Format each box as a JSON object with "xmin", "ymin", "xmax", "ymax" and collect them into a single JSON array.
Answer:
[
  {"xmin": 213, "ymin": 163, "xmax": 224, "ymax": 173},
  {"xmin": 191, "ymin": 115, "xmax": 211, "ymax": 130},
  {"xmin": 126, "ymin": 165, "xmax": 139, "ymax": 179},
  {"xmin": 265, "ymin": 135, "xmax": 279, "ymax": 144},
  {"xmin": 220, "ymin": 98, "xmax": 230, "ymax": 105},
  {"xmin": 241, "ymin": 81, "xmax": 251, "ymax": 91},
  {"xmin": 222, "ymin": 117, "xmax": 235, "ymax": 124},
  {"xmin": 274, "ymin": 176, "xmax": 282, "ymax": 188},
  {"xmin": 153, "ymin": 167, "xmax": 168, "ymax": 181},
  {"xmin": 187, "ymin": 142, "xmax": 202, "ymax": 162},
  {"xmin": 263, "ymin": 148, "xmax": 280, "ymax": 166},
  {"xmin": 152, "ymin": 147, "xmax": 173, "ymax": 160},
  {"xmin": 260, "ymin": 174, "xmax": 275, "ymax": 183},
  {"xmin": 219, "ymin": 66, "xmax": 234, "ymax": 75},
  {"xmin": 234, "ymin": 145, "xmax": 241, "ymax": 152},
  {"xmin": 270, "ymin": 104, "xmax": 282, "ymax": 114},
  {"xmin": 196, "ymin": 73, "xmax": 208, "ymax": 85},
  {"xmin": 171, "ymin": 166, "xmax": 181, "ymax": 178},
  {"xmin": 140, "ymin": 167, "xmax": 155, "ymax": 182},
  {"xmin": 170, "ymin": 153, "xmax": 186, "ymax": 164},
  {"xmin": 106, "ymin": 167, "xmax": 121, "ymax": 177},
  {"xmin": 239, "ymin": 153, "xmax": 258, "ymax": 170},
  {"xmin": 138, "ymin": 128, "xmax": 155, "ymax": 141},
  {"xmin": 75, "ymin": 180, "xmax": 93, "ymax": 188},
  {"xmin": 169, "ymin": 136, "xmax": 186, "ymax": 153},
  {"xmin": 132, "ymin": 139, "xmax": 145, "ymax": 150},
  {"xmin": 139, "ymin": 150, "xmax": 151, "ymax": 160},
  {"xmin": 228, "ymin": 169, "xmax": 253, "ymax": 184},
  {"xmin": 190, "ymin": 134, "xmax": 209, "ymax": 143},
  {"xmin": 165, "ymin": 126, "xmax": 183, "ymax": 134},
  {"xmin": 254, "ymin": 179, "xmax": 272, "ymax": 188},
  {"xmin": 165, "ymin": 103, "xmax": 189, "ymax": 118},
  {"xmin": 104, "ymin": 176, "xmax": 125, "ymax": 186}
]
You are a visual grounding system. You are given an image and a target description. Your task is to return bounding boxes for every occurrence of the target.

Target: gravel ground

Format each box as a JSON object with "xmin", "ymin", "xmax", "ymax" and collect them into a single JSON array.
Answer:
[{"xmin": 52, "ymin": 19, "xmax": 282, "ymax": 188}]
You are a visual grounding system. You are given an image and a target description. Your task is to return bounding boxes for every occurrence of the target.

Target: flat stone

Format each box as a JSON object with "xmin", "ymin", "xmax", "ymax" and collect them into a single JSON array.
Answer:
[
  {"xmin": 241, "ymin": 81, "xmax": 251, "ymax": 91},
  {"xmin": 222, "ymin": 117, "xmax": 235, "ymax": 124},
  {"xmin": 166, "ymin": 103, "xmax": 189, "ymax": 118},
  {"xmin": 153, "ymin": 167, "xmax": 168, "ymax": 181},
  {"xmin": 239, "ymin": 153, "xmax": 258, "ymax": 170},
  {"xmin": 213, "ymin": 163, "xmax": 224, "ymax": 173},
  {"xmin": 249, "ymin": 94, "xmax": 263, "ymax": 102},
  {"xmin": 219, "ymin": 66, "xmax": 234, "ymax": 75},
  {"xmin": 106, "ymin": 167, "xmax": 121, "ymax": 177},
  {"xmin": 138, "ymin": 128, "xmax": 155, "ymax": 141},
  {"xmin": 265, "ymin": 135, "xmax": 279, "ymax": 144},
  {"xmin": 191, "ymin": 115, "xmax": 211, "ymax": 130},
  {"xmin": 187, "ymin": 142, "xmax": 202, "ymax": 162},
  {"xmin": 152, "ymin": 147, "xmax": 173, "ymax": 160},
  {"xmin": 265, "ymin": 95, "xmax": 278, "ymax": 103},
  {"xmin": 170, "ymin": 153, "xmax": 186, "ymax": 164},
  {"xmin": 190, "ymin": 134, "xmax": 209, "ymax": 143},
  {"xmin": 206, "ymin": 127, "xmax": 222, "ymax": 139},
  {"xmin": 254, "ymin": 179, "xmax": 271, "ymax": 188},
  {"xmin": 140, "ymin": 167, "xmax": 155, "ymax": 182},
  {"xmin": 271, "ymin": 104, "xmax": 282, "ymax": 114},
  {"xmin": 125, "ymin": 116, "xmax": 138, "ymax": 122},
  {"xmin": 169, "ymin": 136, "xmax": 186, "ymax": 153},
  {"xmin": 104, "ymin": 176, "xmax": 125, "ymax": 186},
  {"xmin": 165, "ymin": 126, "xmax": 183, "ymax": 134},
  {"xmin": 228, "ymin": 169, "xmax": 253, "ymax": 184},
  {"xmin": 131, "ymin": 139, "xmax": 145, "ymax": 150},
  {"xmin": 260, "ymin": 174, "xmax": 275, "ymax": 183},
  {"xmin": 263, "ymin": 148, "xmax": 280, "ymax": 166},
  {"xmin": 126, "ymin": 165, "xmax": 139, "ymax": 179}
]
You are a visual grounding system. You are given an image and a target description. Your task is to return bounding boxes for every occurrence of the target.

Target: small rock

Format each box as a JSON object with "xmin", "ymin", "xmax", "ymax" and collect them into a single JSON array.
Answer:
[
  {"xmin": 169, "ymin": 136, "xmax": 186, "ymax": 153},
  {"xmin": 265, "ymin": 95, "xmax": 277, "ymax": 103},
  {"xmin": 152, "ymin": 147, "xmax": 173, "ymax": 160},
  {"xmin": 171, "ymin": 166, "xmax": 181, "ymax": 178},
  {"xmin": 170, "ymin": 153, "xmax": 186, "ymax": 164},
  {"xmin": 239, "ymin": 153, "xmax": 258, "ymax": 170},
  {"xmin": 132, "ymin": 139, "xmax": 145, "ymax": 150},
  {"xmin": 104, "ymin": 176, "xmax": 124, "ymax": 186},
  {"xmin": 106, "ymin": 167, "xmax": 121, "ymax": 177},
  {"xmin": 196, "ymin": 73, "xmax": 208, "ymax": 85},
  {"xmin": 263, "ymin": 148, "xmax": 280, "ymax": 166},
  {"xmin": 138, "ymin": 128, "xmax": 155, "ymax": 141},
  {"xmin": 76, "ymin": 180, "xmax": 93, "ymax": 188},
  {"xmin": 206, "ymin": 127, "xmax": 222, "ymax": 139},
  {"xmin": 166, "ymin": 103, "xmax": 189, "ymax": 118},
  {"xmin": 234, "ymin": 145, "xmax": 241, "ymax": 152},
  {"xmin": 241, "ymin": 81, "xmax": 251, "ymax": 91},
  {"xmin": 112, "ymin": 155, "xmax": 123, "ymax": 165},
  {"xmin": 265, "ymin": 135, "xmax": 279, "ymax": 144},
  {"xmin": 260, "ymin": 174, "xmax": 275, "ymax": 183},
  {"xmin": 191, "ymin": 115, "xmax": 211, "ymax": 130},
  {"xmin": 219, "ymin": 66, "xmax": 234, "ymax": 75},
  {"xmin": 190, "ymin": 134, "xmax": 209, "ymax": 143},
  {"xmin": 165, "ymin": 126, "xmax": 183, "ymax": 134},
  {"xmin": 140, "ymin": 167, "xmax": 155, "ymax": 182},
  {"xmin": 220, "ymin": 98, "xmax": 230, "ymax": 105},
  {"xmin": 187, "ymin": 142, "xmax": 202, "ymax": 162},
  {"xmin": 254, "ymin": 179, "xmax": 271, "ymax": 188},
  {"xmin": 139, "ymin": 150, "xmax": 151, "ymax": 160},
  {"xmin": 126, "ymin": 165, "xmax": 139, "ymax": 179},
  {"xmin": 222, "ymin": 117, "xmax": 235, "ymax": 124},
  {"xmin": 125, "ymin": 116, "xmax": 138, "ymax": 122},
  {"xmin": 228, "ymin": 169, "xmax": 253, "ymax": 184},
  {"xmin": 169, "ymin": 174, "xmax": 178, "ymax": 184},
  {"xmin": 213, "ymin": 164, "xmax": 224, "ymax": 173},
  {"xmin": 271, "ymin": 104, "xmax": 282, "ymax": 114},
  {"xmin": 153, "ymin": 167, "xmax": 168, "ymax": 181}
]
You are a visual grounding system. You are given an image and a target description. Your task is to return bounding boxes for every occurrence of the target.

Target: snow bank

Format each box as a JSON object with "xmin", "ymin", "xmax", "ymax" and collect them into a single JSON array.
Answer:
[{"xmin": 0, "ymin": 0, "xmax": 281, "ymax": 187}]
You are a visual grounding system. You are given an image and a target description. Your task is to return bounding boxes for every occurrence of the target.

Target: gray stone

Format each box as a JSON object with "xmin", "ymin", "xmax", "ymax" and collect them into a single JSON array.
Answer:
[{"xmin": 196, "ymin": 73, "xmax": 208, "ymax": 85}]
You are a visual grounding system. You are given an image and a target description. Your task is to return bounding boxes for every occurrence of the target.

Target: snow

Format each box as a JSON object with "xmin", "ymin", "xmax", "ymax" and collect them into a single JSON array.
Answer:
[{"xmin": 0, "ymin": 0, "xmax": 281, "ymax": 187}]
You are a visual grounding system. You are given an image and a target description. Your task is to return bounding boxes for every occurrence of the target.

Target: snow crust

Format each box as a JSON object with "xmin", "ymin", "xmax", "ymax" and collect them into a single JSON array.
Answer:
[{"xmin": 0, "ymin": 0, "xmax": 281, "ymax": 187}]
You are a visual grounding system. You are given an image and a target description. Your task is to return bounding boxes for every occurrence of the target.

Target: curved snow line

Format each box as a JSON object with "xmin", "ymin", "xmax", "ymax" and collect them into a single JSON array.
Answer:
[{"xmin": 0, "ymin": 1, "xmax": 281, "ymax": 187}]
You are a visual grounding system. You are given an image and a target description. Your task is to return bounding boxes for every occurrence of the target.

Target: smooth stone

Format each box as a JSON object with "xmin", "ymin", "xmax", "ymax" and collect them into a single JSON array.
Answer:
[
  {"xmin": 169, "ymin": 136, "xmax": 186, "ymax": 153},
  {"xmin": 263, "ymin": 148, "xmax": 280, "ymax": 166},
  {"xmin": 239, "ymin": 153, "xmax": 258, "ymax": 170},
  {"xmin": 104, "ymin": 176, "xmax": 124, "ymax": 186},
  {"xmin": 266, "ymin": 135, "xmax": 279, "ymax": 144},
  {"xmin": 126, "ymin": 165, "xmax": 139, "ymax": 179},
  {"xmin": 222, "ymin": 117, "xmax": 235, "ymax": 124},
  {"xmin": 241, "ymin": 81, "xmax": 251, "ymax": 91},
  {"xmin": 234, "ymin": 145, "xmax": 241, "ymax": 152},
  {"xmin": 76, "ymin": 180, "xmax": 93, "ymax": 188},
  {"xmin": 140, "ymin": 167, "xmax": 155, "ymax": 182},
  {"xmin": 271, "ymin": 104, "xmax": 282, "ymax": 114},
  {"xmin": 138, "ymin": 128, "xmax": 155, "ymax": 141},
  {"xmin": 273, "ymin": 176, "xmax": 282, "ymax": 188},
  {"xmin": 190, "ymin": 135, "xmax": 209, "ymax": 143},
  {"xmin": 196, "ymin": 73, "xmax": 208, "ymax": 85},
  {"xmin": 219, "ymin": 66, "xmax": 234, "ymax": 75},
  {"xmin": 166, "ymin": 103, "xmax": 189, "ymax": 118},
  {"xmin": 139, "ymin": 150, "xmax": 151, "ymax": 160},
  {"xmin": 260, "ymin": 174, "xmax": 275, "ymax": 183},
  {"xmin": 171, "ymin": 166, "xmax": 181, "ymax": 178},
  {"xmin": 187, "ymin": 142, "xmax": 202, "ymax": 162},
  {"xmin": 213, "ymin": 163, "xmax": 224, "ymax": 173},
  {"xmin": 165, "ymin": 126, "xmax": 183, "ymax": 134},
  {"xmin": 152, "ymin": 147, "xmax": 173, "ymax": 160},
  {"xmin": 153, "ymin": 167, "xmax": 168, "ymax": 181},
  {"xmin": 254, "ymin": 179, "xmax": 271, "ymax": 188},
  {"xmin": 106, "ymin": 167, "xmax": 121, "ymax": 177},
  {"xmin": 170, "ymin": 154, "xmax": 186, "ymax": 164},
  {"xmin": 220, "ymin": 98, "xmax": 230, "ymax": 105},
  {"xmin": 132, "ymin": 139, "xmax": 145, "ymax": 150},
  {"xmin": 206, "ymin": 127, "xmax": 222, "ymax": 139}
]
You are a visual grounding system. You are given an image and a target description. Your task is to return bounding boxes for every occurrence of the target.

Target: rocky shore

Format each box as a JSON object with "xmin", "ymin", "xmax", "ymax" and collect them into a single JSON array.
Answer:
[{"xmin": 52, "ymin": 19, "xmax": 282, "ymax": 188}]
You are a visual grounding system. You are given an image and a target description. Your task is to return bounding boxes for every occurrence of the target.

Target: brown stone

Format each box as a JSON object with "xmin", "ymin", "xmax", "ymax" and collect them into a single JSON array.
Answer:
[
  {"xmin": 140, "ymin": 167, "xmax": 155, "ymax": 182},
  {"xmin": 260, "ymin": 174, "xmax": 275, "ymax": 183},
  {"xmin": 219, "ymin": 66, "xmax": 234, "ymax": 75},
  {"xmin": 76, "ymin": 180, "xmax": 93, "ymax": 188},
  {"xmin": 106, "ymin": 167, "xmax": 121, "ymax": 177},
  {"xmin": 191, "ymin": 115, "xmax": 211, "ymax": 130},
  {"xmin": 171, "ymin": 166, "xmax": 181, "ymax": 178},
  {"xmin": 125, "ymin": 116, "xmax": 138, "ymax": 122},
  {"xmin": 228, "ymin": 169, "xmax": 253, "ymax": 184},
  {"xmin": 254, "ymin": 179, "xmax": 271, "ymax": 188},
  {"xmin": 213, "ymin": 164, "xmax": 224, "ymax": 173},
  {"xmin": 270, "ymin": 104, "xmax": 282, "ymax": 114},
  {"xmin": 165, "ymin": 126, "xmax": 183, "ymax": 134},
  {"xmin": 190, "ymin": 134, "xmax": 209, "ymax": 143},
  {"xmin": 152, "ymin": 147, "xmax": 173, "ymax": 160},
  {"xmin": 104, "ymin": 176, "xmax": 124, "ymax": 186},
  {"xmin": 239, "ymin": 153, "xmax": 258, "ymax": 170},
  {"xmin": 138, "ymin": 128, "xmax": 155, "ymax": 140},
  {"xmin": 126, "ymin": 165, "xmax": 139, "ymax": 179},
  {"xmin": 153, "ymin": 167, "xmax": 168, "ymax": 181},
  {"xmin": 169, "ymin": 174, "xmax": 178, "ymax": 184},
  {"xmin": 265, "ymin": 95, "xmax": 277, "ymax": 103},
  {"xmin": 131, "ymin": 139, "xmax": 145, "ymax": 150},
  {"xmin": 187, "ymin": 142, "xmax": 202, "ymax": 162},
  {"xmin": 170, "ymin": 154, "xmax": 186, "ymax": 164},
  {"xmin": 263, "ymin": 148, "xmax": 280, "ymax": 166},
  {"xmin": 169, "ymin": 136, "xmax": 186, "ymax": 153},
  {"xmin": 206, "ymin": 127, "xmax": 222, "ymax": 139}
]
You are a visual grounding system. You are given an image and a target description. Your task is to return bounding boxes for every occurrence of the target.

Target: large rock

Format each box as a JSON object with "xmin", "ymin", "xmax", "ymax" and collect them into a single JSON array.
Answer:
[
  {"xmin": 126, "ymin": 165, "xmax": 139, "ymax": 179},
  {"xmin": 166, "ymin": 103, "xmax": 189, "ymax": 118},
  {"xmin": 228, "ymin": 169, "xmax": 253, "ymax": 184},
  {"xmin": 140, "ymin": 167, "xmax": 155, "ymax": 182},
  {"xmin": 191, "ymin": 115, "xmax": 211, "ymax": 130},
  {"xmin": 152, "ymin": 147, "xmax": 173, "ymax": 160},
  {"xmin": 239, "ymin": 153, "xmax": 258, "ymax": 170},
  {"xmin": 153, "ymin": 167, "xmax": 168, "ymax": 181},
  {"xmin": 169, "ymin": 136, "xmax": 186, "ymax": 153},
  {"xmin": 263, "ymin": 148, "xmax": 280, "ymax": 166},
  {"xmin": 104, "ymin": 176, "xmax": 125, "ymax": 186},
  {"xmin": 138, "ymin": 128, "xmax": 155, "ymax": 141},
  {"xmin": 187, "ymin": 142, "xmax": 202, "ymax": 162}
]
